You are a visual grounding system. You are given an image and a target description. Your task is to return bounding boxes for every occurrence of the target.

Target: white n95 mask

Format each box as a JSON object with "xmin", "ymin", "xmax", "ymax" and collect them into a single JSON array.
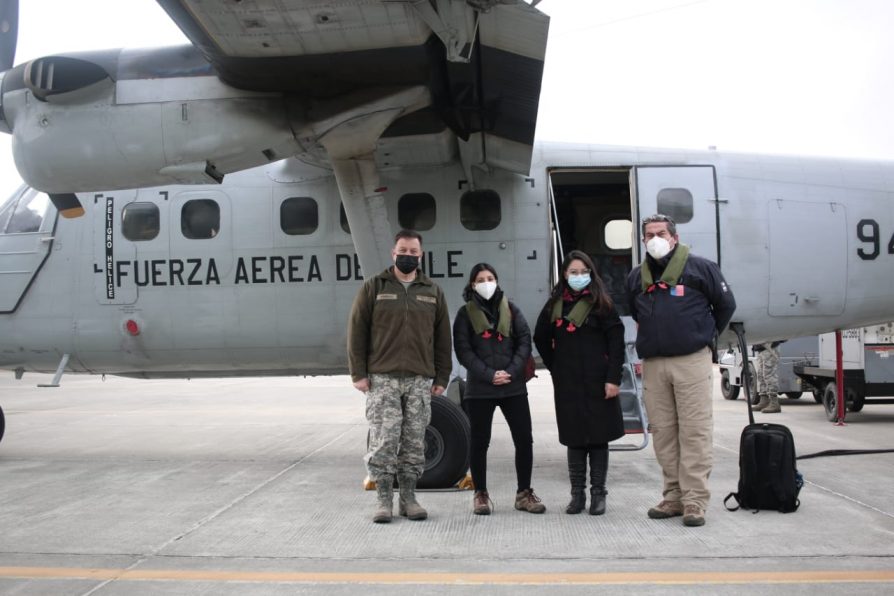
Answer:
[
  {"xmin": 646, "ymin": 237, "xmax": 672, "ymax": 259},
  {"xmin": 474, "ymin": 281, "xmax": 497, "ymax": 300}
]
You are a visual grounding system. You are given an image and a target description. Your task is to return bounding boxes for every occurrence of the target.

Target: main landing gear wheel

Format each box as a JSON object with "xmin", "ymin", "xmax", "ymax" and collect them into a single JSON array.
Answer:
[
  {"xmin": 720, "ymin": 370, "xmax": 740, "ymax": 400},
  {"xmin": 418, "ymin": 396, "xmax": 471, "ymax": 489},
  {"xmin": 0, "ymin": 404, "xmax": 4, "ymax": 444}
]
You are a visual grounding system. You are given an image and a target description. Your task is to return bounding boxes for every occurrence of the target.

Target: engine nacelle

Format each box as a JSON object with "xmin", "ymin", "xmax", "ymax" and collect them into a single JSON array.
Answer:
[
  {"xmin": 4, "ymin": 84, "xmax": 302, "ymax": 193},
  {"xmin": 0, "ymin": 48, "xmax": 304, "ymax": 193}
]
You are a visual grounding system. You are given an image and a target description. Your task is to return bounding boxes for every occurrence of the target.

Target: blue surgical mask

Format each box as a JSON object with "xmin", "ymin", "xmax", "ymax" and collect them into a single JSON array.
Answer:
[{"xmin": 568, "ymin": 274, "xmax": 590, "ymax": 291}]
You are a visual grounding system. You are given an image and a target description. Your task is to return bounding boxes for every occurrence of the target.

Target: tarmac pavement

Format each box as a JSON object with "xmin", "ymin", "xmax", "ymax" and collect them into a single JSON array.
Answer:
[{"xmin": 0, "ymin": 369, "xmax": 892, "ymax": 594}]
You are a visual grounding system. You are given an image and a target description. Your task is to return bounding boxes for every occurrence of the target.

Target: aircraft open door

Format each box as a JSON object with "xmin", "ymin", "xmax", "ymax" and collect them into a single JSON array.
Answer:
[{"xmin": 634, "ymin": 166, "xmax": 719, "ymax": 264}]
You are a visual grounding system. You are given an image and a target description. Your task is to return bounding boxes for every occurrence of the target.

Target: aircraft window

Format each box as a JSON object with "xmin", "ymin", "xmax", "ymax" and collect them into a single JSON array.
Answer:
[
  {"xmin": 281, "ymin": 197, "xmax": 318, "ymax": 235},
  {"xmin": 460, "ymin": 190, "xmax": 501, "ymax": 231},
  {"xmin": 398, "ymin": 193, "xmax": 436, "ymax": 231},
  {"xmin": 2, "ymin": 191, "xmax": 49, "ymax": 234},
  {"xmin": 604, "ymin": 218, "xmax": 632, "ymax": 250},
  {"xmin": 181, "ymin": 199, "xmax": 220, "ymax": 239},
  {"xmin": 339, "ymin": 203, "xmax": 351, "ymax": 234},
  {"xmin": 656, "ymin": 188, "xmax": 694, "ymax": 224},
  {"xmin": 122, "ymin": 202, "xmax": 160, "ymax": 241}
]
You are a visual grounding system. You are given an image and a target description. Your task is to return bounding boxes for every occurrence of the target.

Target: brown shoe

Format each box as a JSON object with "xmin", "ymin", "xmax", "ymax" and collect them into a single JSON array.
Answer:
[
  {"xmin": 473, "ymin": 490, "xmax": 492, "ymax": 515},
  {"xmin": 647, "ymin": 500, "xmax": 684, "ymax": 519},
  {"xmin": 515, "ymin": 488, "xmax": 546, "ymax": 514},
  {"xmin": 683, "ymin": 504, "xmax": 706, "ymax": 527}
]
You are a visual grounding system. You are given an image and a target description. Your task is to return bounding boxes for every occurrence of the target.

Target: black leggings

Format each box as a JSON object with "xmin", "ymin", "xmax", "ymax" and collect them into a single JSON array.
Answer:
[{"xmin": 465, "ymin": 393, "xmax": 534, "ymax": 492}]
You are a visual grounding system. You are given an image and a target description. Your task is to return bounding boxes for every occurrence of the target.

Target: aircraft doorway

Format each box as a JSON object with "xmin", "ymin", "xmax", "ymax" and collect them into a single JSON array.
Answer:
[{"xmin": 548, "ymin": 169, "xmax": 634, "ymax": 315}]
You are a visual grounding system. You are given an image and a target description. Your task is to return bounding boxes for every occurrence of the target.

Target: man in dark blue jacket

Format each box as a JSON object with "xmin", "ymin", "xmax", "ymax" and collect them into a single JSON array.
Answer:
[{"xmin": 627, "ymin": 214, "xmax": 736, "ymax": 527}]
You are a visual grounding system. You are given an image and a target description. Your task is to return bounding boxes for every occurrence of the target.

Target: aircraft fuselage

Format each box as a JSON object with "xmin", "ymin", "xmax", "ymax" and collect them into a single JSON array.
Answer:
[{"xmin": 1, "ymin": 142, "xmax": 892, "ymax": 378}]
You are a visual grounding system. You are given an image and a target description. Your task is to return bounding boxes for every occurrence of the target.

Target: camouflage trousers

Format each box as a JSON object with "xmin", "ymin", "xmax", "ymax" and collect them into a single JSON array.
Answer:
[
  {"xmin": 756, "ymin": 344, "xmax": 780, "ymax": 395},
  {"xmin": 365, "ymin": 373, "xmax": 432, "ymax": 481}
]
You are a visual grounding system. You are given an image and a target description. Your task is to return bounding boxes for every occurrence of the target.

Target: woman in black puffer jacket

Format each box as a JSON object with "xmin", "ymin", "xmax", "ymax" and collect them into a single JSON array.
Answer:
[{"xmin": 453, "ymin": 263, "xmax": 544, "ymax": 516}]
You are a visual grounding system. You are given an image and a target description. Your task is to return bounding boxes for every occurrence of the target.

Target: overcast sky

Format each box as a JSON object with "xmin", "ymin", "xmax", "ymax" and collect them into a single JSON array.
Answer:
[{"xmin": 2, "ymin": 0, "xmax": 893, "ymax": 198}]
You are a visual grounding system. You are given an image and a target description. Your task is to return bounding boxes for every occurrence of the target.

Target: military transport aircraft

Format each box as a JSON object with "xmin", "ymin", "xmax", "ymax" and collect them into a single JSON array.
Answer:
[{"xmin": 0, "ymin": 0, "xmax": 892, "ymax": 487}]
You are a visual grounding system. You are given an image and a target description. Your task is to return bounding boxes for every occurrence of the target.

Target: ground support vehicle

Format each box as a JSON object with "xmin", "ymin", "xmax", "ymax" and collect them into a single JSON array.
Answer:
[{"xmin": 794, "ymin": 323, "xmax": 894, "ymax": 421}]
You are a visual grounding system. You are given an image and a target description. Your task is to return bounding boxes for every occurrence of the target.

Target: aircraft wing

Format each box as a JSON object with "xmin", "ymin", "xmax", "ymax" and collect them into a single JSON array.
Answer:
[{"xmin": 156, "ymin": 0, "xmax": 550, "ymax": 176}]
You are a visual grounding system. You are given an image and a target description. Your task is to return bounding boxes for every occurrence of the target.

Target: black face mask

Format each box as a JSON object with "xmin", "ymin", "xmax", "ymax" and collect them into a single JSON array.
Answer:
[{"xmin": 394, "ymin": 254, "xmax": 420, "ymax": 274}]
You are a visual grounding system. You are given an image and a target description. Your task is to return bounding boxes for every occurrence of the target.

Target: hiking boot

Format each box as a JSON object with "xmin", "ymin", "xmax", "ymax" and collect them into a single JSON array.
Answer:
[
  {"xmin": 683, "ymin": 504, "xmax": 706, "ymax": 527},
  {"xmin": 397, "ymin": 473, "xmax": 428, "ymax": 520},
  {"xmin": 372, "ymin": 474, "xmax": 394, "ymax": 524},
  {"xmin": 761, "ymin": 393, "xmax": 781, "ymax": 414},
  {"xmin": 473, "ymin": 490, "xmax": 492, "ymax": 515},
  {"xmin": 647, "ymin": 500, "xmax": 684, "ymax": 519},
  {"xmin": 515, "ymin": 488, "xmax": 546, "ymax": 514},
  {"xmin": 754, "ymin": 394, "xmax": 770, "ymax": 411}
]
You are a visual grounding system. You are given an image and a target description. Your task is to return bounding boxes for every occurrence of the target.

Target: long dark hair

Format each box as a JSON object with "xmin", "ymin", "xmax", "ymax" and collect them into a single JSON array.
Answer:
[
  {"xmin": 548, "ymin": 250, "xmax": 613, "ymax": 313},
  {"xmin": 463, "ymin": 262, "xmax": 499, "ymax": 301}
]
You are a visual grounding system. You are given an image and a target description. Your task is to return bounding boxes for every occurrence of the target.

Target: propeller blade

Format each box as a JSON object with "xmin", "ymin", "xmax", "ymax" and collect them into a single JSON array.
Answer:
[{"xmin": 0, "ymin": 0, "xmax": 18, "ymax": 71}]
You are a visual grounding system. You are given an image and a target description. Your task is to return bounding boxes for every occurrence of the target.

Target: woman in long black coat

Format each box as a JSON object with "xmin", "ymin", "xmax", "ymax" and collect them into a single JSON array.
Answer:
[
  {"xmin": 534, "ymin": 250, "xmax": 625, "ymax": 516},
  {"xmin": 454, "ymin": 263, "xmax": 545, "ymax": 516}
]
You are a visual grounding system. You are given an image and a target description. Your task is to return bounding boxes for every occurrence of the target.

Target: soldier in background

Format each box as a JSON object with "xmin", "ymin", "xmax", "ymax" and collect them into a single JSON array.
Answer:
[
  {"xmin": 347, "ymin": 230, "xmax": 452, "ymax": 523},
  {"xmin": 754, "ymin": 341, "xmax": 784, "ymax": 414}
]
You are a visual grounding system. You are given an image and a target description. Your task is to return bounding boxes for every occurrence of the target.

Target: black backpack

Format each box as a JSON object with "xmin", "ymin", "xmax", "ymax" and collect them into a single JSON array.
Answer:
[{"xmin": 724, "ymin": 422, "xmax": 803, "ymax": 513}]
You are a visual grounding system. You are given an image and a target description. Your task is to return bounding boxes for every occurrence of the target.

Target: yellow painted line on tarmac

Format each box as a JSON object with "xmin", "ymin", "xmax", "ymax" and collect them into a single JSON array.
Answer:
[{"xmin": 0, "ymin": 567, "xmax": 893, "ymax": 585}]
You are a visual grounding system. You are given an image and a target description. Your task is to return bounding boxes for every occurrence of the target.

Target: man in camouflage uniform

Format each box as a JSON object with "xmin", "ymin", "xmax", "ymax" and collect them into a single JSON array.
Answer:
[
  {"xmin": 754, "ymin": 341, "xmax": 782, "ymax": 413},
  {"xmin": 348, "ymin": 230, "xmax": 452, "ymax": 523}
]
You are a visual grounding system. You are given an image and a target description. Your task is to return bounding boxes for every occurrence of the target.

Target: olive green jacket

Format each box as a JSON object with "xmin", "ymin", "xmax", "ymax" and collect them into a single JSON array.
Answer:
[{"xmin": 347, "ymin": 267, "xmax": 452, "ymax": 387}]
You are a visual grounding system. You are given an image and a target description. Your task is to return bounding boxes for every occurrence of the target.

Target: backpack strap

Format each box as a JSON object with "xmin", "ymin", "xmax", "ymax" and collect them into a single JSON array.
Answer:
[
  {"xmin": 767, "ymin": 433, "xmax": 787, "ymax": 511},
  {"xmin": 744, "ymin": 432, "xmax": 761, "ymax": 513},
  {"xmin": 723, "ymin": 492, "xmax": 741, "ymax": 511}
]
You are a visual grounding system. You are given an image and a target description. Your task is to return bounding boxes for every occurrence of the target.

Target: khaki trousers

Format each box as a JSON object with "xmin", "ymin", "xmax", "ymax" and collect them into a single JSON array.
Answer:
[{"xmin": 642, "ymin": 347, "xmax": 714, "ymax": 510}]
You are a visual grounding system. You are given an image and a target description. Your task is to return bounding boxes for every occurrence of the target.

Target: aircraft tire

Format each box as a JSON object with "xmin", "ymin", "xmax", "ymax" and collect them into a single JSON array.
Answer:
[
  {"xmin": 0, "ymin": 404, "xmax": 4, "ymax": 444},
  {"xmin": 720, "ymin": 370, "xmax": 739, "ymax": 400},
  {"xmin": 784, "ymin": 392, "xmax": 803, "ymax": 400},
  {"xmin": 418, "ymin": 396, "xmax": 471, "ymax": 489},
  {"xmin": 823, "ymin": 382, "xmax": 839, "ymax": 422}
]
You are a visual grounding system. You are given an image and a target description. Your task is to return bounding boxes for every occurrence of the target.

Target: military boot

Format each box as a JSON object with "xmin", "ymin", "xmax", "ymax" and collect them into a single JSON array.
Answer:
[
  {"xmin": 762, "ymin": 393, "xmax": 781, "ymax": 413},
  {"xmin": 588, "ymin": 446, "xmax": 608, "ymax": 516},
  {"xmin": 397, "ymin": 473, "xmax": 428, "ymax": 520},
  {"xmin": 565, "ymin": 447, "xmax": 587, "ymax": 514},
  {"xmin": 754, "ymin": 393, "xmax": 770, "ymax": 411},
  {"xmin": 373, "ymin": 474, "xmax": 394, "ymax": 524}
]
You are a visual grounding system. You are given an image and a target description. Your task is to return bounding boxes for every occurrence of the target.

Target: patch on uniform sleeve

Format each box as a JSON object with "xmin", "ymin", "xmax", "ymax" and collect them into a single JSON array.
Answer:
[
  {"xmin": 671, "ymin": 285, "xmax": 685, "ymax": 296},
  {"xmin": 416, "ymin": 295, "xmax": 437, "ymax": 304},
  {"xmin": 376, "ymin": 293, "xmax": 398, "ymax": 301}
]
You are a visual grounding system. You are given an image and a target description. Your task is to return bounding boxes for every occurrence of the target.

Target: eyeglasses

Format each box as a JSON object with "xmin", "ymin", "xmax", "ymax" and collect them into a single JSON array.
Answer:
[{"xmin": 567, "ymin": 269, "xmax": 590, "ymax": 276}]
